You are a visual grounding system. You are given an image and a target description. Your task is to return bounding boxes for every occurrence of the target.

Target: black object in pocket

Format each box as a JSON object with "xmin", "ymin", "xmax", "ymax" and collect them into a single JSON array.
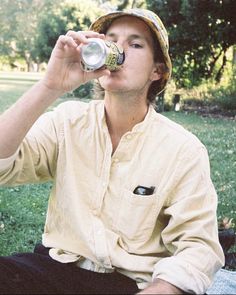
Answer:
[{"xmin": 133, "ymin": 185, "xmax": 155, "ymax": 196}]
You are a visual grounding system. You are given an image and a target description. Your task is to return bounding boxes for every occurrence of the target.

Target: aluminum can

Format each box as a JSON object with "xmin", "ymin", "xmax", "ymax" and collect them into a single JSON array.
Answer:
[{"xmin": 80, "ymin": 38, "xmax": 125, "ymax": 72}]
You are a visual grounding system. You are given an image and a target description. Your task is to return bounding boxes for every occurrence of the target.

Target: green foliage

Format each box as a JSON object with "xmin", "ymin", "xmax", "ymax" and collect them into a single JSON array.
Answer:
[
  {"xmin": 0, "ymin": 0, "xmax": 19, "ymax": 56},
  {"xmin": 97, "ymin": 0, "xmax": 146, "ymax": 10},
  {"xmin": 0, "ymin": 0, "xmax": 104, "ymax": 67},
  {"xmin": 1, "ymin": 0, "xmax": 235, "ymax": 90},
  {"xmin": 33, "ymin": 0, "xmax": 146, "ymax": 64},
  {"xmin": 159, "ymin": 45, "xmax": 236, "ymax": 111},
  {"xmin": 211, "ymin": 82, "xmax": 236, "ymax": 111},
  {"xmin": 146, "ymin": 0, "xmax": 236, "ymax": 87},
  {"xmin": 168, "ymin": 74, "xmax": 236, "ymax": 112},
  {"xmin": 72, "ymin": 82, "xmax": 94, "ymax": 100},
  {"xmin": 0, "ymin": 0, "xmax": 57, "ymax": 70},
  {"xmin": 165, "ymin": 86, "xmax": 236, "ymax": 114},
  {"xmin": 34, "ymin": 0, "xmax": 104, "ymax": 62}
]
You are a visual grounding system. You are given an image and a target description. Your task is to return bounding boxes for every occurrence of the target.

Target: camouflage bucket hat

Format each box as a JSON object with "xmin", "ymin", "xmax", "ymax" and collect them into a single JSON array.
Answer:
[{"xmin": 90, "ymin": 8, "xmax": 172, "ymax": 95}]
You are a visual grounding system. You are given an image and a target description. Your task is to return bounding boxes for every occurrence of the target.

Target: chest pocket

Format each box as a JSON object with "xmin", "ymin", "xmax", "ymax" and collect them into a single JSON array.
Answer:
[{"xmin": 116, "ymin": 189, "xmax": 159, "ymax": 242}]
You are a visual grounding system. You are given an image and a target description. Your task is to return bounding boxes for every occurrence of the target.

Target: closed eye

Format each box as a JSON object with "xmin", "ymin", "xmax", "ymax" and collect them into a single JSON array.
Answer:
[
  {"xmin": 130, "ymin": 43, "xmax": 143, "ymax": 48},
  {"xmin": 105, "ymin": 32, "xmax": 117, "ymax": 43},
  {"xmin": 106, "ymin": 39, "xmax": 117, "ymax": 44}
]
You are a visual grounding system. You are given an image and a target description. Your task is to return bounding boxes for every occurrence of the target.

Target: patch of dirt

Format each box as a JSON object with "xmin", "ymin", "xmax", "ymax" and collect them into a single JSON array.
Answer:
[{"xmin": 182, "ymin": 105, "xmax": 236, "ymax": 120}]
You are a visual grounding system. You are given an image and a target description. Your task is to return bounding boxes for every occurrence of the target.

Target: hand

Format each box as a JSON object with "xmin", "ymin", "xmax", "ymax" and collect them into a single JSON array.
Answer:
[
  {"xmin": 42, "ymin": 30, "xmax": 110, "ymax": 95},
  {"xmin": 137, "ymin": 278, "xmax": 186, "ymax": 294}
]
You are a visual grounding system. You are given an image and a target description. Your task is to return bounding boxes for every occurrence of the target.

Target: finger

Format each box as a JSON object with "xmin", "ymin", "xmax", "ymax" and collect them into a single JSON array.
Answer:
[
  {"xmin": 81, "ymin": 68, "xmax": 110, "ymax": 84},
  {"xmin": 66, "ymin": 30, "xmax": 105, "ymax": 44},
  {"xmin": 56, "ymin": 35, "xmax": 78, "ymax": 49},
  {"xmin": 66, "ymin": 30, "xmax": 88, "ymax": 44},
  {"xmin": 77, "ymin": 31, "xmax": 105, "ymax": 39},
  {"xmin": 90, "ymin": 68, "xmax": 111, "ymax": 80}
]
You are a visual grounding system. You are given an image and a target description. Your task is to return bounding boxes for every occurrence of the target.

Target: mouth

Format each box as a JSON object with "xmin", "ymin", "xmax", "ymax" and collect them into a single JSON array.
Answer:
[
  {"xmin": 111, "ymin": 69, "xmax": 120, "ymax": 73},
  {"xmin": 111, "ymin": 65, "xmax": 124, "ymax": 73}
]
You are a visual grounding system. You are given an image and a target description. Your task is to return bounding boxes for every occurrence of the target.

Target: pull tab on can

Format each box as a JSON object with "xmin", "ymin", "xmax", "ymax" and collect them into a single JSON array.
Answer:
[{"xmin": 81, "ymin": 38, "xmax": 125, "ymax": 72}]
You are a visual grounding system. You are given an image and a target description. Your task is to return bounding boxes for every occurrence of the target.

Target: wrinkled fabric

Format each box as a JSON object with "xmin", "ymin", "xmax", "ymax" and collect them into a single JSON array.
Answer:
[{"xmin": 0, "ymin": 100, "xmax": 224, "ymax": 293}]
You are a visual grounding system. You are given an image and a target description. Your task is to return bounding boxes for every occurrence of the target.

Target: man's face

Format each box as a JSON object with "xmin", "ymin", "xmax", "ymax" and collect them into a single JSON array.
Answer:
[{"xmin": 98, "ymin": 16, "xmax": 161, "ymax": 98}]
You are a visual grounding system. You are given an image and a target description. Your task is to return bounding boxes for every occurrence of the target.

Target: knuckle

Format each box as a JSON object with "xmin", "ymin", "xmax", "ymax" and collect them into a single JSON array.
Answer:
[
  {"xmin": 57, "ymin": 35, "xmax": 65, "ymax": 43},
  {"xmin": 66, "ymin": 30, "xmax": 73, "ymax": 36}
]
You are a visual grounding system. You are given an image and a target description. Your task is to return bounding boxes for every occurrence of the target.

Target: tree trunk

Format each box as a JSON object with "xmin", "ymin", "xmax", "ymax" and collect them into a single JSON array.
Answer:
[
  {"xmin": 216, "ymin": 49, "xmax": 227, "ymax": 83},
  {"xmin": 232, "ymin": 45, "xmax": 236, "ymax": 69},
  {"xmin": 131, "ymin": 0, "xmax": 136, "ymax": 8},
  {"xmin": 233, "ymin": 45, "xmax": 236, "ymax": 75}
]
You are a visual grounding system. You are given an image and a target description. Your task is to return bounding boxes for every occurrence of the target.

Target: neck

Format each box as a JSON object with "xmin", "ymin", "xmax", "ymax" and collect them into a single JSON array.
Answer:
[{"xmin": 104, "ymin": 91, "xmax": 149, "ymax": 152}]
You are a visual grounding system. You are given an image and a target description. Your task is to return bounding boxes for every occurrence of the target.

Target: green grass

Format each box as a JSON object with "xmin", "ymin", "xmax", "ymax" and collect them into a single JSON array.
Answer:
[
  {"xmin": 0, "ymin": 72, "xmax": 236, "ymax": 256},
  {"xmin": 0, "ymin": 71, "xmax": 44, "ymax": 111},
  {"xmin": 0, "ymin": 183, "xmax": 50, "ymax": 255}
]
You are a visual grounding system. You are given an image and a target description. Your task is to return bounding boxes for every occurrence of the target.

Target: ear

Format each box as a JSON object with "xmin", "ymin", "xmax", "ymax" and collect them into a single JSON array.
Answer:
[
  {"xmin": 150, "ymin": 62, "xmax": 166, "ymax": 82},
  {"xmin": 150, "ymin": 71, "xmax": 161, "ymax": 82}
]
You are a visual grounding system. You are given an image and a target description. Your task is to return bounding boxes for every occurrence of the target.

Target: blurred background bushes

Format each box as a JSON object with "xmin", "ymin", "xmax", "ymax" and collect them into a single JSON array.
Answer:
[{"xmin": 0, "ymin": 0, "xmax": 235, "ymax": 111}]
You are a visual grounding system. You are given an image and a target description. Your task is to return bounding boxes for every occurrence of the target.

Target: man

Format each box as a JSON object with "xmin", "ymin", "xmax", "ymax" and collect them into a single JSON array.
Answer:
[{"xmin": 0, "ymin": 8, "xmax": 224, "ymax": 294}]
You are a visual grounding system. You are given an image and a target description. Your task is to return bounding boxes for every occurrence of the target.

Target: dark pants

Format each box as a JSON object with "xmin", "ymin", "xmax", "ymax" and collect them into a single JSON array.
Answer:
[{"xmin": 0, "ymin": 244, "xmax": 139, "ymax": 294}]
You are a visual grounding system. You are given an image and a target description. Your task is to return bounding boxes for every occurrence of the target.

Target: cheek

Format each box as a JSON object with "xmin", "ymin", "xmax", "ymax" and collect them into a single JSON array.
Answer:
[{"xmin": 126, "ymin": 51, "xmax": 153, "ymax": 71}]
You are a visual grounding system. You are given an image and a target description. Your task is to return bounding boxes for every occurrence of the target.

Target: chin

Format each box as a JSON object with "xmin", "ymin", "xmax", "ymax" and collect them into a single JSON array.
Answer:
[{"xmin": 100, "ymin": 79, "xmax": 127, "ymax": 92}]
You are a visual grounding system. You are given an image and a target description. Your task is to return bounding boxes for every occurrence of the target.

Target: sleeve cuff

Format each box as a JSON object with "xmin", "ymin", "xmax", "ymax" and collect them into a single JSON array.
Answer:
[
  {"xmin": 152, "ymin": 257, "xmax": 211, "ymax": 294},
  {"xmin": 0, "ymin": 149, "xmax": 19, "ymax": 171}
]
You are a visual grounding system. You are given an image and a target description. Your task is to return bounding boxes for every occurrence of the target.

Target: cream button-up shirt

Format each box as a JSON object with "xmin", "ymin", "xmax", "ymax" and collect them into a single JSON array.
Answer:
[{"xmin": 0, "ymin": 100, "xmax": 224, "ymax": 293}]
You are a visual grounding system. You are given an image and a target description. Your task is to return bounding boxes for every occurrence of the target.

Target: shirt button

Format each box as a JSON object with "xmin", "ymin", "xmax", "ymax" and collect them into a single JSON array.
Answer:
[
  {"xmin": 113, "ymin": 158, "xmax": 119, "ymax": 163},
  {"xmin": 93, "ymin": 209, "xmax": 98, "ymax": 216},
  {"xmin": 102, "ymin": 182, "xmax": 106, "ymax": 187}
]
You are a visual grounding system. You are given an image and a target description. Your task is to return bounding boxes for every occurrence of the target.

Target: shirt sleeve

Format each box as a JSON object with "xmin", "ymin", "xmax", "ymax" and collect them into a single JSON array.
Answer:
[
  {"xmin": 152, "ymin": 144, "xmax": 225, "ymax": 294},
  {"xmin": 0, "ymin": 110, "xmax": 60, "ymax": 186},
  {"xmin": 0, "ymin": 149, "xmax": 19, "ymax": 171}
]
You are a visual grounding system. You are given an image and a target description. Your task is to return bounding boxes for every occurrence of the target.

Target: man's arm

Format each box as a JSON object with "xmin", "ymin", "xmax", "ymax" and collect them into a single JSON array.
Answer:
[
  {"xmin": 135, "ymin": 143, "xmax": 224, "ymax": 295},
  {"xmin": 138, "ymin": 278, "xmax": 185, "ymax": 294},
  {"xmin": 0, "ymin": 31, "xmax": 109, "ymax": 159},
  {"xmin": 0, "ymin": 82, "xmax": 61, "ymax": 159},
  {"xmin": 147, "ymin": 144, "xmax": 224, "ymax": 294}
]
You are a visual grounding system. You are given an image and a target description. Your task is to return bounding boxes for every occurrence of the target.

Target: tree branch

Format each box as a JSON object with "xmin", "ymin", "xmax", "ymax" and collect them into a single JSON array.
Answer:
[{"xmin": 215, "ymin": 48, "xmax": 228, "ymax": 83}]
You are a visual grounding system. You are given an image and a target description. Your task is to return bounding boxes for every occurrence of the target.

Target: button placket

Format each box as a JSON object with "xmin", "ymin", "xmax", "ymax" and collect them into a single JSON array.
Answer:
[
  {"xmin": 96, "ymin": 137, "xmax": 112, "ymax": 213},
  {"xmin": 93, "ymin": 125, "xmax": 110, "ymax": 198},
  {"xmin": 92, "ymin": 217, "xmax": 112, "ymax": 268},
  {"xmin": 113, "ymin": 158, "xmax": 119, "ymax": 164}
]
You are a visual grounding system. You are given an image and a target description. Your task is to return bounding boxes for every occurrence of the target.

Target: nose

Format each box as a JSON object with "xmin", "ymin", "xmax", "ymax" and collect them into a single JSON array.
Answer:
[
  {"xmin": 110, "ymin": 39, "xmax": 126, "ymax": 65},
  {"xmin": 114, "ymin": 37, "xmax": 126, "ymax": 50},
  {"xmin": 115, "ymin": 39, "xmax": 129, "ymax": 61},
  {"xmin": 116, "ymin": 39, "xmax": 123, "ymax": 47}
]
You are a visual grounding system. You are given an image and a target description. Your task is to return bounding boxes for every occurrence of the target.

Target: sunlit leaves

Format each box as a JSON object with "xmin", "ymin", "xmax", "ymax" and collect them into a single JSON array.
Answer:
[{"xmin": 146, "ymin": 0, "xmax": 236, "ymax": 87}]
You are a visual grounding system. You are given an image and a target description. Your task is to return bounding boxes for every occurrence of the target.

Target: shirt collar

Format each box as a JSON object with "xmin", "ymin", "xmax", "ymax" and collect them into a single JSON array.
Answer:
[
  {"xmin": 132, "ymin": 104, "xmax": 156, "ymax": 133},
  {"xmin": 97, "ymin": 100, "xmax": 156, "ymax": 135}
]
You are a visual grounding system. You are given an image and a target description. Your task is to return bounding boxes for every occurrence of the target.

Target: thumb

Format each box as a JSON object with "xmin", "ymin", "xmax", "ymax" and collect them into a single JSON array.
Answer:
[{"xmin": 90, "ymin": 68, "xmax": 111, "ymax": 80}]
